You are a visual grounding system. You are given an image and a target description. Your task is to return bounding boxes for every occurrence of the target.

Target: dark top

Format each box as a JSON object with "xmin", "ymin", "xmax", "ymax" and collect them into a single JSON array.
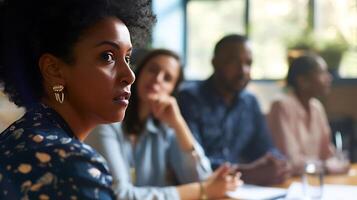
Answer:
[
  {"xmin": 0, "ymin": 103, "xmax": 114, "ymax": 199},
  {"xmin": 177, "ymin": 77, "xmax": 280, "ymax": 169}
]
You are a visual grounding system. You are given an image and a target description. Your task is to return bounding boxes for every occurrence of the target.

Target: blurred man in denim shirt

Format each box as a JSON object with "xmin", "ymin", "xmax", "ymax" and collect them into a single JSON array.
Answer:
[{"xmin": 178, "ymin": 34, "xmax": 290, "ymax": 185}]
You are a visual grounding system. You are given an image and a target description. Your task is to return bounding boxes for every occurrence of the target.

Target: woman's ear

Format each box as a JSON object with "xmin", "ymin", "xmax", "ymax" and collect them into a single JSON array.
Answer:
[{"xmin": 38, "ymin": 53, "xmax": 66, "ymax": 86}]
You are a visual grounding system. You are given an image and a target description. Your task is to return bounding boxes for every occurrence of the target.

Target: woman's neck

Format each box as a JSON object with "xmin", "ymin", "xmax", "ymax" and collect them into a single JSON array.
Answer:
[
  {"xmin": 294, "ymin": 89, "xmax": 312, "ymax": 113},
  {"xmin": 41, "ymin": 98, "xmax": 95, "ymax": 141}
]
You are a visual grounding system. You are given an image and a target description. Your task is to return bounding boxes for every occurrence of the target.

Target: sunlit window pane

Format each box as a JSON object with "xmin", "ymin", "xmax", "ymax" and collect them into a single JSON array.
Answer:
[
  {"xmin": 152, "ymin": 0, "xmax": 185, "ymax": 57},
  {"xmin": 184, "ymin": 0, "xmax": 357, "ymax": 80},
  {"xmin": 186, "ymin": 0, "xmax": 245, "ymax": 80},
  {"xmin": 315, "ymin": 0, "xmax": 357, "ymax": 78},
  {"xmin": 250, "ymin": 0, "xmax": 309, "ymax": 79}
]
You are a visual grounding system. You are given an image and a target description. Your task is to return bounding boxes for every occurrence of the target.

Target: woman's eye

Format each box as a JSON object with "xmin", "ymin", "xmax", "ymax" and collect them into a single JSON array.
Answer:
[
  {"xmin": 125, "ymin": 56, "xmax": 131, "ymax": 64},
  {"xmin": 164, "ymin": 74, "xmax": 173, "ymax": 82},
  {"xmin": 100, "ymin": 52, "xmax": 114, "ymax": 62}
]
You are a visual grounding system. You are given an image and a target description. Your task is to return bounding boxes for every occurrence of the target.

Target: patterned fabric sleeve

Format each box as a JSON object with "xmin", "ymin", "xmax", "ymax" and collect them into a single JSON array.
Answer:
[
  {"xmin": 0, "ymin": 144, "xmax": 114, "ymax": 200},
  {"xmin": 0, "ymin": 104, "xmax": 116, "ymax": 199}
]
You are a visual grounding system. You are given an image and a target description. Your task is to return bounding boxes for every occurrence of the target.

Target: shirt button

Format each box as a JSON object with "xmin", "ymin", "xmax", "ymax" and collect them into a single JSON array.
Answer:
[{"xmin": 223, "ymin": 148, "xmax": 229, "ymax": 158}]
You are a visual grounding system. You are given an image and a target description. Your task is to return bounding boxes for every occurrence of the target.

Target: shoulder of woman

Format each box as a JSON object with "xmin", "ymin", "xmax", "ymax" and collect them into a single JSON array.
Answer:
[
  {"xmin": 150, "ymin": 120, "xmax": 176, "ymax": 142},
  {"xmin": 310, "ymin": 98, "xmax": 324, "ymax": 109},
  {"xmin": 0, "ymin": 143, "xmax": 113, "ymax": 199},
  {"xmin": 1, "ymin": 134, "xmax": 110, "ymax": 177},
  {"xmin": 270, "ymin": 95, "xmax": 288, "ymax": 110},
  {"xmin": 91, "ymin": 123, "xmax": 122, "ymax": 137}
]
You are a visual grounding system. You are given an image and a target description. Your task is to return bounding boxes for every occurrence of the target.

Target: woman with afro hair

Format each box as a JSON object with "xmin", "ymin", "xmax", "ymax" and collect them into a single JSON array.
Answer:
[{"xmin": 0, "ymin": 0, "xmax": 154, "ymax": 199}]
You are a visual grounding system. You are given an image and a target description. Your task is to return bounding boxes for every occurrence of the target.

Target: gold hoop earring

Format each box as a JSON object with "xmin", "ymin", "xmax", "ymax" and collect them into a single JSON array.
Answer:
[{"xmin": 53, "ymin": 85, "xmax": 65, "ymax": 104}]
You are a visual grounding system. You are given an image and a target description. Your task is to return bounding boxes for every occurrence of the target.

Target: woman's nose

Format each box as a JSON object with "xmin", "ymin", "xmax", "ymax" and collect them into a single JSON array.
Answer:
[
  {"xmin": 119, "ymin": 63, "xmax": 135, "ymax": 86},
  {"xmin": 154, "ymin": 71, "xmax": 164, "ymax": 83}
]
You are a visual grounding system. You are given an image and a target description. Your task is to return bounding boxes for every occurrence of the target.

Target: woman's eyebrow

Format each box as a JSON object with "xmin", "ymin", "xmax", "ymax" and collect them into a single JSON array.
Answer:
[
  {"xmin": 95, "ymin": 41, "xmax": 132, "ymax": 53},
  {"xmin": 95, "ymin": 41, "xmax": 120, "ymax": 50}
]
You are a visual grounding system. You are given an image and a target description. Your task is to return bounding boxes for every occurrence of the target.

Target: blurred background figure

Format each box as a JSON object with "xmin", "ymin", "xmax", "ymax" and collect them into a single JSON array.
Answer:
[
  {"xmin": 178, "ymin": 34, "xmax": 290, "ymax": 186},
  {"xmin": 86, "ymin": 49, "xmax": 241, "ymax": 200},
  {"xmin": 268, "ymin": 53, "xmax": 350, "ymax": 175}
]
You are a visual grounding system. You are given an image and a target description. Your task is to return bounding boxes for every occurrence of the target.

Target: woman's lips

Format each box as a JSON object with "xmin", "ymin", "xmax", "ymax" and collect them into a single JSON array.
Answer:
[{"xmin": 113, "ymin": 91, "xmax": 131, "ymax": 106}]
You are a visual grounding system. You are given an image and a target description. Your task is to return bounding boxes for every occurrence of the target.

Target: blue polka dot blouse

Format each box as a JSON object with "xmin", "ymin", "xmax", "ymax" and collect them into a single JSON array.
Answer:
[{"xmin": 0, "ymin": 103, "xmax": 115, "ymax": 199}]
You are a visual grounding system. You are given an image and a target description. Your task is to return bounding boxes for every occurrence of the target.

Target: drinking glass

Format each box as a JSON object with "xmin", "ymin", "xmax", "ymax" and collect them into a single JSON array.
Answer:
[
  {"xmin": 336, "ymin": 150, "xmax": 350, "ymax": 165},
  {"xmin": 302, "ymin": 160, "xmax": 324, "ymax": 199}
]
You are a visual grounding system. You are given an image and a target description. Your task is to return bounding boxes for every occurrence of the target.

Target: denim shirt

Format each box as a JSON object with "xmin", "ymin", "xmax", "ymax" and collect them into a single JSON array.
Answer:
[
  {"xmin": 0, "ymin": 103, "xmax": 114, "ymax": 200},
  {"xmin": 177, "ymin": 78, "xmax": 278, "ymax": 169},
  {"xmin": 85, "ymin": 118, "xmax": 212, "ymax": 200}
]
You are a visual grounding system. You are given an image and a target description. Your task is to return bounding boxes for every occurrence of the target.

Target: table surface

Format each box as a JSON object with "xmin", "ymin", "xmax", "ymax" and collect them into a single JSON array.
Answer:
[
  {"xmin": 220, "ymin": 163, "xmax": 357, "ymax": 200},
  {"xmin": 275, "ymin": 163, "xmax": 357, "ymax": 188}
]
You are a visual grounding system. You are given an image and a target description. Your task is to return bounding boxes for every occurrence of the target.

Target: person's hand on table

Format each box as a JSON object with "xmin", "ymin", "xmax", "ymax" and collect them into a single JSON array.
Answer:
[
  {"xmin": 202, "ymin": 163, "xmax": 243, "ymax": 199},
  {"xmin": 238, "ymin": 153, "xmax": 291, "ymax": 185}
]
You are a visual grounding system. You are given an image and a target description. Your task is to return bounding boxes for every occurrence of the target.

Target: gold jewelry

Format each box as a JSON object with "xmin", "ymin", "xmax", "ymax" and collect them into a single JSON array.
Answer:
[
  {"xmin": 199, "ymin": 181, "xmax": 208, "ymax": 200},
  {"xmin": 130, "ymin": 167, "xmax": 136, "ymax": 184},
  {"xmin": 53, "ymin": 85, "xmax": 64, "ymax": 104}
]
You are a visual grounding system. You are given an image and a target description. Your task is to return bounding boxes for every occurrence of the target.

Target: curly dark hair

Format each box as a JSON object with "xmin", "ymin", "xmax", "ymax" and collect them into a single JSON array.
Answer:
[
  {"xmin": 122, "ymin": 49, "xmax": 184, "ymax": 136},
  {"xmin": 0, "ymin": 0, "xmax": 156, "ymax": 108}
]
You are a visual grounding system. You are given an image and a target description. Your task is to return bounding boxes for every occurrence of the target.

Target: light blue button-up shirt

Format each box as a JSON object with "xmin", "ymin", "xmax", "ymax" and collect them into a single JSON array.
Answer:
[{"xmin": 85, "ymin": 118, "xmax": 212, "ymax": 200}]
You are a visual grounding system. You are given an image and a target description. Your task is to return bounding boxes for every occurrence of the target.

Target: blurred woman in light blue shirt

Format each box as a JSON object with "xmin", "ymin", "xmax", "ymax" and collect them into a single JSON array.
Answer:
[{"xmin": 86, "ymin": 49, "xmax": 241, "ymax": 200}]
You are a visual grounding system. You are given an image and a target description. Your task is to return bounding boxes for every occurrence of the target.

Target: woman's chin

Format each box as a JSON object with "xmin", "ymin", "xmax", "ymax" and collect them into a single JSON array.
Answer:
[
  {"xmin": 113, "ymin": 112, "xmax": 126, "ymax": 123},
  {"xmin": 100, "ymin": 111, "xmax": 126, "ymax": 124}
]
